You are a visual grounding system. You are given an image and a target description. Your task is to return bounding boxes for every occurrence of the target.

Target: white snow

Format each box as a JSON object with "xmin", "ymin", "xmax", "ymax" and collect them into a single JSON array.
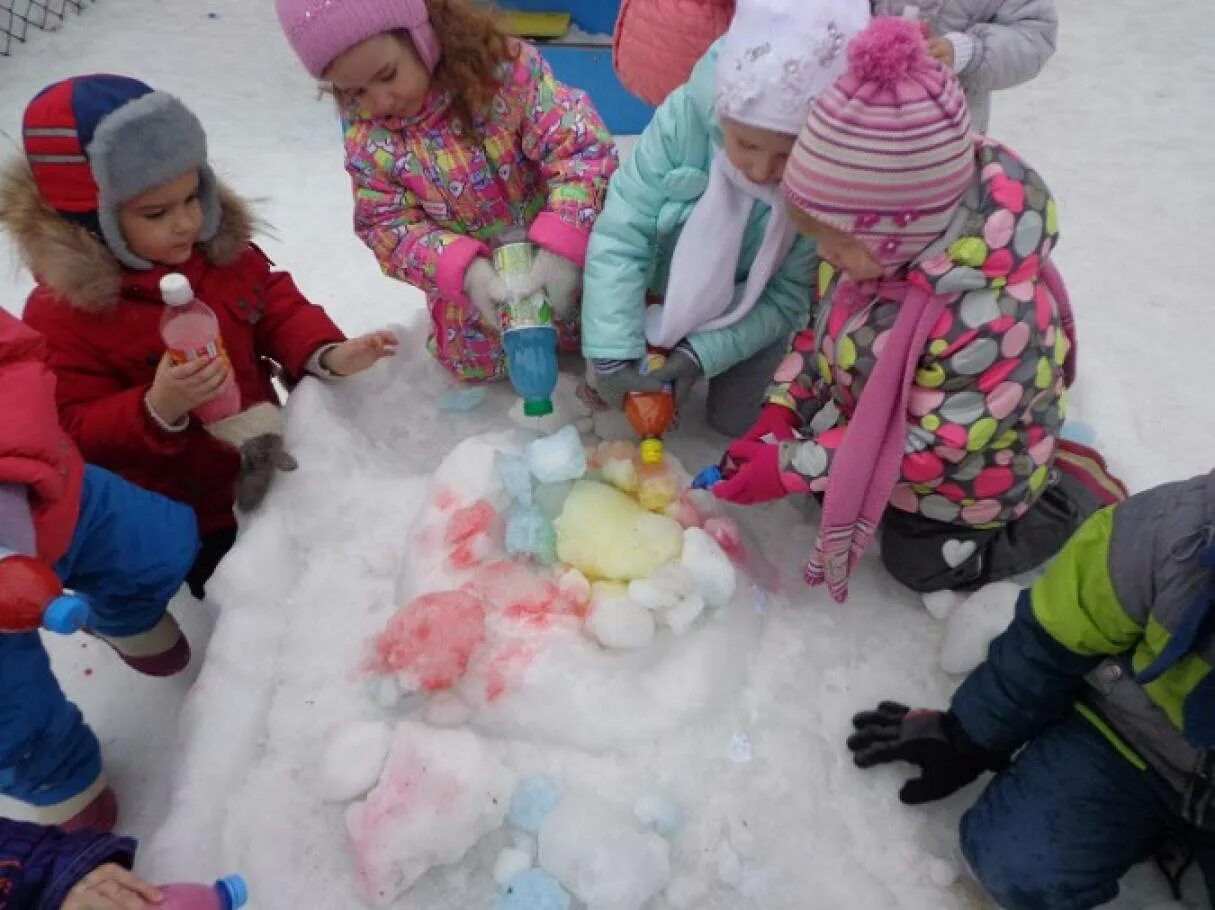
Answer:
[
  {"xmin": 2, "ymin": 0, "xmax": 1214, "ymax": 907},
  {"xmin": 938, "ymin": 581, "xmax": 1022, "ymax": 676},
  {"xmin": 316, "ymin": 720, "xmax": 392, "ymax": 803}
]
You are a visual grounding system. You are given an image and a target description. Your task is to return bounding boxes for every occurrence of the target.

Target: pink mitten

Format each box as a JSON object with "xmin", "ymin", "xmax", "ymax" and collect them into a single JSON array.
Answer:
[
  {"xmin": 741, "ymin": 402, "xmax": 803, "ymax": 443},
  {"xmin": 713, "ymin": 440, "xmax": 790, "ymax": 505}
]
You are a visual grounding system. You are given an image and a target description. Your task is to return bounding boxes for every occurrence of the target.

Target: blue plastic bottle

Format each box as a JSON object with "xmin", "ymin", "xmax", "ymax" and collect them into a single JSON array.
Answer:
[{"xmin": 494, "ymin": 234, "xmax": 558, "ymax": 418}]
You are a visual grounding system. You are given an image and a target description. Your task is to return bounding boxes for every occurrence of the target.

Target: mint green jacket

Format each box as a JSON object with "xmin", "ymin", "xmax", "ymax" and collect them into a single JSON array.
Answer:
[{"xmin": 580, "ymin": 40, "xmax": 817, "ymax": 378}]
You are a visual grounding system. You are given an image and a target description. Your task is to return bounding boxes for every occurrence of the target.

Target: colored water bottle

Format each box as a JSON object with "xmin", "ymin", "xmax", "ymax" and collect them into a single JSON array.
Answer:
[
  {"xmin": 158, "ymin": 874, "xmax": 249, "ymax": 910},
  {"xmin": 0, "ymin": 548, "xmax": 91, "ymax": 634},
  {"xmin": 624, "ymin": 353, "xmax": 676, "ymax": 465},
  {"xmin": 159, "ymin": 273, "xmax": 242, "ymax": 424},
  {"xmin": 494, "ymin": 233, "xmax": 558, "ymax": 418}
]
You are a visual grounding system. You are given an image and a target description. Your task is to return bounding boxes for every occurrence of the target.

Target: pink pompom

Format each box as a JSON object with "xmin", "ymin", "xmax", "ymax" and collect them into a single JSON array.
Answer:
[{"xmin": 846, "ymin": 17, "xmax": 927, "ymax": 88}]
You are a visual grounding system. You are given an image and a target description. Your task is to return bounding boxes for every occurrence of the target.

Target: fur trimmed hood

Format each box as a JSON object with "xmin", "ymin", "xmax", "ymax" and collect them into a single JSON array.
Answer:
[{"xmin": 0, "ymin": 159, "xmax": 256, "ymax": 312}]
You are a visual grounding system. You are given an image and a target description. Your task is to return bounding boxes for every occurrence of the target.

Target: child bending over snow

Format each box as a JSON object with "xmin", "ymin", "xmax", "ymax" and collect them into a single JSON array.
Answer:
[
  {"xmin": 847, "ymin": 470, "xmax": 1215, "ymax": 909},
  {"xmin": 275, "ymin": 0, "xmax": 617, "ymax": 382},
  {"xmin": 581, "ymin": 0, "xmax": 870, "ymax": 437},
  {"xmin": 713, "ymin": 17, "xmax": 1123, "ymax": 601},
  {"xmin": 0, "ymin": 75, "xmax": 396, "ymax": 599}
]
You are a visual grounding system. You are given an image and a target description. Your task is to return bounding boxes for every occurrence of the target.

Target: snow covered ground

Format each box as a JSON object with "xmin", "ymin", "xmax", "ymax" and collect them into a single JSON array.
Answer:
[{"xmin": 2, "ymin": 0, "xmax": 1214, "ymax": 907}]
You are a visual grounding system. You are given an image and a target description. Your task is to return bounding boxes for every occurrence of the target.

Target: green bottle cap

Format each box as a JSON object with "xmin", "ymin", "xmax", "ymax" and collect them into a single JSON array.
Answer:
[{"xmin": 523, "ymin": 398, "xmax": 554, "ymax": 417}]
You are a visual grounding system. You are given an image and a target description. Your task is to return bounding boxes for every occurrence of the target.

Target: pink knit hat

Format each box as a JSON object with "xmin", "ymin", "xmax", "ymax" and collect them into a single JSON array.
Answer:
[
  {"xmin": 275, "ymin": 0, "xmax": 442, "ymax": 80},
  {"xmin": 782, "ymin": 16, "xmax": 975, "ymax": 268}
]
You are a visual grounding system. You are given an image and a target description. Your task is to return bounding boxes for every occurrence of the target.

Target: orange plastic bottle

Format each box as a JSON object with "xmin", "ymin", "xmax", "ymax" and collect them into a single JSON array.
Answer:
[{"xmin": 623, "ymin": 353, "xmax": 676, "ymax": 466}]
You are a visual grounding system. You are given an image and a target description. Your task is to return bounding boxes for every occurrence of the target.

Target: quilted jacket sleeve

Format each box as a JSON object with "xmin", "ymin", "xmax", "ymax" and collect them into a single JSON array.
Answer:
[
  {"xmin": 344, "ymin": 116, "xmax": 489, "ymax": 303},
  {"xmin": 0, "ymin": 817, "xmax": 136, "ymax": 910},
  {"xmin": 580, "ymin": 81, "xmax": 702, "ymax": 361},
  {"xmin": 685, "ymin": 232, "xmax": 816, "ymax": 378},
  {"xmin": 242, "ymin": 247, "xmax": 346, "ymax": 380},
  {"xmin": 512, "ymin": 43, "xmax": 618, "ymax": 267},
  {"xmin": 961, "ymin": 0, "xmax": 1058, "ymax": 92}
]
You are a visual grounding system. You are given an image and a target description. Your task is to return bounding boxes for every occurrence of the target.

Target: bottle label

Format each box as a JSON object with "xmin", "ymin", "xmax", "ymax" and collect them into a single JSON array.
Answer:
[
  {"xmin": 500, "ymin": 293, "xmax": 552, "ymax": 332},
  {"xmin": 168, "ymin": 336, "xmax": 231, "ymax": 371}
]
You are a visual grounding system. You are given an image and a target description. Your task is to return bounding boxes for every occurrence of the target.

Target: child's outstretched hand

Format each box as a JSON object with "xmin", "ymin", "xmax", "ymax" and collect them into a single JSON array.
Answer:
[
  {"xmin": 147, "ymin": 353, "xmax": 231, "ymax": 426},
  {"xmin": 320, "ymin": 330, "xmax": 399, "ymax": 377},
  {"xmin": 64, "ymin": 862, "xmax": 163, "ymax": 910}
]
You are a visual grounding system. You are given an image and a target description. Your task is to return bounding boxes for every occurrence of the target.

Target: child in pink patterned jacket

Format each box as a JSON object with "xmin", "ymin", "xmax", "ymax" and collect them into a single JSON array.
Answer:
[{"xmin": 275, "ymin": 0, "xmax": 617, "ymax": 382}]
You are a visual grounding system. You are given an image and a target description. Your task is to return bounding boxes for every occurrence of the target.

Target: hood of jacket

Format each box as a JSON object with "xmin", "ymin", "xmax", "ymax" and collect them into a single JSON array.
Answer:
[{"xmin": 906, "ymin": 138, "xmax": 1058, "ymax": 298}]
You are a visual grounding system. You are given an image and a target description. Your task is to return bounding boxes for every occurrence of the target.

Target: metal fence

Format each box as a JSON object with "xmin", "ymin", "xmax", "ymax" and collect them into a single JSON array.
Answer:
[{"xmin": 1, "ymin": 1, "xmax": 96, "ymax": 57}]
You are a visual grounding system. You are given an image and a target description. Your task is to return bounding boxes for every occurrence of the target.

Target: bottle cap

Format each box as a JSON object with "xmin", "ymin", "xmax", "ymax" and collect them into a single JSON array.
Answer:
[
  {"xmin": 523, "ymin": 398, "xmax": 554, "ymax": 417},
  {"xmin": 691, "ymin": 465, "xmax": 724, "ymax": 490},
  {"xmin": 639, "ymin": 438, "xmax": 664, "ymax": 465},
  {"xmin": 42, "ymin": 594, "xmax": 92, "ymax": 634},
  {"xmin": 159, "ymin": 273, "xmax": 194, "ymax": 307},
  {"xmin": 215, "ymin": 875, "xmax": 249, "ymax": 909}
]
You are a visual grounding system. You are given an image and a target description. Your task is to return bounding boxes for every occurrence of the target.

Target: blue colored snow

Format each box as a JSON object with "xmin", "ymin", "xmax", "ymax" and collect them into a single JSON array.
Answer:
[
  {"xmin": 494, "ymin": 870, "xmax": 570, "ymax": 910},
  {"xmin": 507, "ymin": 774, "xmax": 561, "ymax": 835}
]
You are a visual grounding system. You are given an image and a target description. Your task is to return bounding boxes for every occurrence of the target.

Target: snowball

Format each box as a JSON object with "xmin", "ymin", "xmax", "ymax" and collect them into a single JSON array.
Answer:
[
  {"xmin": 508, "ymin": 774, "xmax": 562, "ymax": 835},
  {"xmin": 628, "ymin": 578, "xmax": 682, "ymax": 612},
  {"xmin": 345, "ymin": 723, "xmax": 512, "ymax": 906},
  {"xmin": 633, "ymin": 792, "xmax": 685, "ymax": 839},
  {"xmin": 538, "ymin": 795, "xmax": 671, "ymax": 910},
  {"xmin": 660, "ymin": 594, "xmax": 705, "ymax": 636},
  {"xmin": 922, "ymin": 590, "xmax": 962, "ymax": 622},
  {"xmin": 496, "ymin": 451, "xmax": 534, "ymax": 505},
  {"xmin": 681, "ymin": 528, "xmax": 736, "ymax": 608},
  {"xmin": 494, "ymin": 869, "xmax": 571, "ymax": 910},
  {"xmin": 367, "ymin": 591, "xmax": 487, "ymax": 692},
  {"xmin": 527, "ymin": 425, "xmax": 587, "ymax": 484},
  {"xmin": 556, "ymin": 482, "xmax": 683, "ymax": 581},
  {"xmin": 637, "ymin": 464, "xmax": 679, "ymax": 512},
  {"xmin": 601, "ymin": 456, "xmax": 639, "ymax": 494},
  {"xmin": 939, "ymin": 581, "xmax": 1020, "ymax": 675},
  {"xmin": 586, "ymin": 583, "xmax": 656, "ymax": 649},
  {"xmin": 505, "ymin": 502, "xmax": 557, "ymax": 565},
  {"xmin": 317, "ymin": 720, "xmax": 391, "ymax": 802},
  {"xmin": 556, "ymin": 568, "xmax": 591, "ymax": 611},
  {"xmin": 534, "ymin": 481, "xmax": 575, "ymax": 521},
  {"xmin": 494, "ymin": 847, "xmax": 534, "ymax": 886}
]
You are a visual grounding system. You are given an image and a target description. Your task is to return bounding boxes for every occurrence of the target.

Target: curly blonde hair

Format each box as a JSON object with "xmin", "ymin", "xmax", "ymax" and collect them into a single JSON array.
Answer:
[{"xmin": 403, "ymin": 0, "xmax": 516, "ymax": 126}]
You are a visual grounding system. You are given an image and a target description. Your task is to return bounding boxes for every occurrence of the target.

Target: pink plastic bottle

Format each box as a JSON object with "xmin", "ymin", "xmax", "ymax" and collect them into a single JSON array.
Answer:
[
  {"xmin": 158, "ymin": 874, "xmax": 248, "ymax": 910},
  {"xmin": 159, "ymin": 273, "xmax": 241, "ymax": 424}
]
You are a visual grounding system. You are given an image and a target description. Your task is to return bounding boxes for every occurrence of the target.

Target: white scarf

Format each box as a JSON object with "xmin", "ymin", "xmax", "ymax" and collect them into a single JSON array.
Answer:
[{"xmin": 646, "ymin": 151, "xmax": 798, "ymax": 349}]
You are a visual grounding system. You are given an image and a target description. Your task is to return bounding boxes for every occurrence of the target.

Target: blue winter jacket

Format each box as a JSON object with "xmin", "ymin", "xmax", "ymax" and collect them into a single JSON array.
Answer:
[
  {"xmin": 580, "ymin": 40, "xmax": 817, "ymax": 378},
  {"xmin": 0, "ymin": 818, "xmax": 135, "ymax": 909}
]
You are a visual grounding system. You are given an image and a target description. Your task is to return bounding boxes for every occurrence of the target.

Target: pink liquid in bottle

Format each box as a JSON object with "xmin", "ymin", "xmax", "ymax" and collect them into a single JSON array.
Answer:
[
  {"xmin": 159, "ymin": 273, "xmax": 241, "ymax": 424},
  {"xmin": 158, "ymin": 874, "xmax": 248, "ymax": 910}
]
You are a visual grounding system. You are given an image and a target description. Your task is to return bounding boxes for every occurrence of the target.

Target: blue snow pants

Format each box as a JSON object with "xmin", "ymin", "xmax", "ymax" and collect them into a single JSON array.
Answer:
[
  {"xmin": 0, "ymin": 466, "xmax": 198, "ymax": 807},
  {"xmin": 961, "ymin": 714, "xmax": 1215, "ymax": 909}
]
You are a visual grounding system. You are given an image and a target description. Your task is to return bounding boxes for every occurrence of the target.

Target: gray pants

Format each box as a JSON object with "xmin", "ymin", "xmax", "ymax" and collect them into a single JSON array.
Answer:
[{"xmin": 704, "ymin": 340, "xmax": 787, "ymax": 438}]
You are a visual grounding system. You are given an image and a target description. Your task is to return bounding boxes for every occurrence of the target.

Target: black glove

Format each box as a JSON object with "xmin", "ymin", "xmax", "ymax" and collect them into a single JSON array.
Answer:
[
  {"xmin": 590, "ymin": 358, "xmax": 664, "ymax": 409},
  {"xmin": 236, "ymin": 434, "xmax": 298, "ymax": 511},
  {"xmin": 846, "ymin": 701, "xmax": 1007, "ymax": 805},
  {"xmin": 649, "ymin": 344, "xmax": 702, "ymax": 407}
]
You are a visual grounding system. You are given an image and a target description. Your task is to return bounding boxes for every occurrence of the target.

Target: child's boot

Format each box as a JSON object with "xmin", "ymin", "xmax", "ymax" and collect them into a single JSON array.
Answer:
[{"xmin": 93, "ymin": 613, "xmax": 190, "ymax": 677}]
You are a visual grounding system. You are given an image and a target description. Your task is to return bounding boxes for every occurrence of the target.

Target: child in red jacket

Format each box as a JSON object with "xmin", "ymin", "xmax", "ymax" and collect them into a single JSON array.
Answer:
[
  {"xmin": 0, "ymin": 309, "xmax": 198, "ymax": 831},
  {"xmin": 0, "ymin": 75, "xmax": 398, "ymax": 597}
]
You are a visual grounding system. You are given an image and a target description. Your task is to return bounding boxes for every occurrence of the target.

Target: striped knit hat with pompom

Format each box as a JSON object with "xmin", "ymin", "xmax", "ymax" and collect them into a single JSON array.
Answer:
[{"xmin": 782, "ymin": 16, "xmax": 975, "ymax": 268}]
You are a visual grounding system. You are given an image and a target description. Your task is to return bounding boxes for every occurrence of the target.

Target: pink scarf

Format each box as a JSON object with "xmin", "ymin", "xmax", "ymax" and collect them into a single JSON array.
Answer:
[{"xmin": 803, "ymin": 260, "xmax": 1078, "ymax": 602}]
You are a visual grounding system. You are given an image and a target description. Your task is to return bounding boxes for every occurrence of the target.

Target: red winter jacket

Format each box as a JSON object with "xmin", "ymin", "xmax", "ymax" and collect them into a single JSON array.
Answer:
[
  {"xmin": 3, "ymin": 166, "xmax": 346, "ymax": 537},
  {"xmin": 0, "ymin": 310, "xmax": 84, "ymax": 564}
]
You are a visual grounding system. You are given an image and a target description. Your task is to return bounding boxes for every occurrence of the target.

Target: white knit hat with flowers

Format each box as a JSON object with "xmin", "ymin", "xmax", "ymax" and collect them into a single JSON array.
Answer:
[{"xmin": 716, "ymin": 0, "xmax": 872, "ymax": 135}]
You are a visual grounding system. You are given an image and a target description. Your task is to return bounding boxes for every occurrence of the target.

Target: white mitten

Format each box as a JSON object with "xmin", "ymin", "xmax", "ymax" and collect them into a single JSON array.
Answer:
[
  {"xmin": 463, "ymin": 257, "xmax": 507, "ymax": 331},
  {"xmin": 529, "ymin": 249, "xmax": 582, "ymax": 319}
]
